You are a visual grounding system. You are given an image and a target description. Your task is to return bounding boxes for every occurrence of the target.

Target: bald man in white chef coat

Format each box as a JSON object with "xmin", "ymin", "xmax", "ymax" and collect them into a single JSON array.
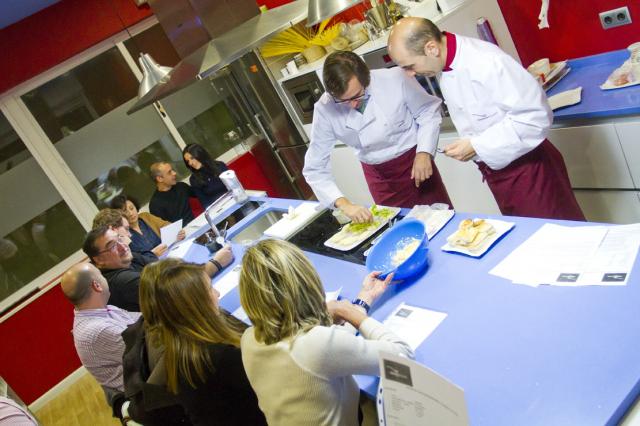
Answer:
[{"xmin": 388, "ymin": 18, "xmax": 584, "ymax": 220}]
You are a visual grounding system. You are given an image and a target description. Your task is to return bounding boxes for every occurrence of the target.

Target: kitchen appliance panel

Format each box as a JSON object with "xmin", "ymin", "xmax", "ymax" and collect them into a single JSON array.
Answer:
[
  {"xmin": 230, "ymin": 52, "xmax": 307, "ymax": 148},
  {"xmin": 249, "ymin": 138, "xmax": 299, "ymax": 199},
  {"xmin": 288, "ymin": 209, "xmax": 400, "ymax": 264},
  {"xmin": 282, "ymin": 72, "xmax": 326, "ymax": 125}
]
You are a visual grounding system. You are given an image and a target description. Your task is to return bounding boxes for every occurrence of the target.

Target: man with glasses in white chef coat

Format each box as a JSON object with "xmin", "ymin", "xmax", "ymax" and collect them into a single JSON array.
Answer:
[
  {"xmin": 303, "ymin": 51, "xmax": 452, "ymax": 223},
  {"xmin": 387, "ymin": 18, "xmax": 584, "ymax": 220}
]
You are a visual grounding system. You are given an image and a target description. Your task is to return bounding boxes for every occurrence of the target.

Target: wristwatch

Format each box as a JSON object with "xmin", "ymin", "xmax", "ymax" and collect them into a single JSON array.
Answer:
[{"xmin": 351, "ymin": 298, "xmax": 371, "ymax": 313}]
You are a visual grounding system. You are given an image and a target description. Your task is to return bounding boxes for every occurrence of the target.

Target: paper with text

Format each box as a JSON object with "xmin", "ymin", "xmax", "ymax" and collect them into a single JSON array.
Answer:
[
  {"xmin": 378, "ymin": 352, "xmax": 469, "ymax": 426},
  {"xmin": 383, "ymin": 303, "xmax": 447, "ymax": 350}
]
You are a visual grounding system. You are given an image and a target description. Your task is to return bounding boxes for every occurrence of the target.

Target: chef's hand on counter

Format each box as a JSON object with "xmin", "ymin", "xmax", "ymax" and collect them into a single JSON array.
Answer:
[
  {"xmin": 444, "ymin": 138, "xmax": 476, "ymax": 162},
  {"xmin": 411, "ymin": 152, "xmax": 434, "ymax": 188},
  {"xmin": 335, "ymin": 197, "xmax": 373, "ymax": 223}
]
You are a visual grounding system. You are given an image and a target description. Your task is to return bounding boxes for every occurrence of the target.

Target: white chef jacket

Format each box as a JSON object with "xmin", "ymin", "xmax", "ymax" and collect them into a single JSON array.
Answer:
[
  {"xmin": 439, "ymin": 35, "xmax": 553, "ymax": 170},
  {"xmin": 303, "ymin": 67, "xmax": 443, "ymax": 207}
]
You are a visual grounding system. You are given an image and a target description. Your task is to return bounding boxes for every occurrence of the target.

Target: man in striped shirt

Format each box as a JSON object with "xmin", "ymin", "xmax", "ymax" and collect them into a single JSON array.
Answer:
[{"xmin": 61, "ymin": 262, "xmax": 140, "ymax": 393}]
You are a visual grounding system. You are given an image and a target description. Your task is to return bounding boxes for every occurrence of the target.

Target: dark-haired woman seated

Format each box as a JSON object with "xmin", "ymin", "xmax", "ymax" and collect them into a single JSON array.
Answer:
[
  {"xmin": 183, "ymin": 144, "xmax": 229, "ymax": 209},
  {"xmin": 140, "ymin": 258, "xmax": 267, "ymax": 426},
  {"xmin": 111, "ymin": 194, "xmax": 184, "ymax": 257}
]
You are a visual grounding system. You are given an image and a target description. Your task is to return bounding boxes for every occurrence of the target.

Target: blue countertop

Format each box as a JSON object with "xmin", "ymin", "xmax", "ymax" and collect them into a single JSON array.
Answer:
[
  {"xmin": 189, "ymin": 196, "xmax": 640, "ymax": 426},
  {"xmin": 547, "ymin": 49, "xmax": 640, "ymax": 121}
]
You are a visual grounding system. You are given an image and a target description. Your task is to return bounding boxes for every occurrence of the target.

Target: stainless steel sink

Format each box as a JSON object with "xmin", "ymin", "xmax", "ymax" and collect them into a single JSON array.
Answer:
[{"xmin": 230, "ymin": 210, "xmax": 284, "ymax": 244}]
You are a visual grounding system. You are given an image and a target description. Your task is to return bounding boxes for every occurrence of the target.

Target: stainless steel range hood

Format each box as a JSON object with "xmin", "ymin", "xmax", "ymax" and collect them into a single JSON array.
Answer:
[{"xmin": 127, "ymin": 0, "xmax": 309, "ymax": 114}]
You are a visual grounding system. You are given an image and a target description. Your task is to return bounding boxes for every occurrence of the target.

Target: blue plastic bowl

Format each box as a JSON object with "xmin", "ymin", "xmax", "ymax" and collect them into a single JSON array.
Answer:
[{"xmin": 366, "ymin": 219, "xmax": 429, "ymax": 280}]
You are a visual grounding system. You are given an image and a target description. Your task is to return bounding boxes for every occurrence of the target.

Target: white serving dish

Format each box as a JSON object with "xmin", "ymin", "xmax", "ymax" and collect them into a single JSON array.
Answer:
[
  {"xmin": 441, "ymin": 219, "xmax": 515, "ymax": 257},
  {"xmin": 325, "ymin": 207, "xmax": 401, "ymax": 251}
]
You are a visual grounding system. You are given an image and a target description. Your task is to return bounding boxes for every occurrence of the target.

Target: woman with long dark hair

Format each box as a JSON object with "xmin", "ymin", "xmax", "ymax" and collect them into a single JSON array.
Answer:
[
  {"xmin": 139, "ymin": 258, "xmax": 267, "ymax": 426},
  {"xmin": 182, "ymin": 144, "xmax": 229, "ymax": 209}
]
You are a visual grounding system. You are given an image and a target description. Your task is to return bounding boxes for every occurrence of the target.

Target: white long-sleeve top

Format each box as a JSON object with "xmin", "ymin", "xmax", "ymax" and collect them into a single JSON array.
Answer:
[
  {"xmin": 241, "ymin": 317, "xmax": 414, "ymax": 426},
  {"xmin": 303, "ymin": 67, "xmax": 443, "ymax": 207},
  {"xmin": 440, "ymin": 34, "xmax": 553, "ymax": 170}
]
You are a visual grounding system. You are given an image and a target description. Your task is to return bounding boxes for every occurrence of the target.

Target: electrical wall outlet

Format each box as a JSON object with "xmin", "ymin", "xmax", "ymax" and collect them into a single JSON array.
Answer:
[{"xmin": 599, "ymin": 6, "xmax": 632, "ymax": 29}]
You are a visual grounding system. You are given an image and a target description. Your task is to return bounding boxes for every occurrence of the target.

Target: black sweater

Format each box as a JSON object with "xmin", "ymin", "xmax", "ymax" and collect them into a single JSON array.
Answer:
[{"xmin": 176, "ymin": 343, "xmax": 267, "ymax": 426}]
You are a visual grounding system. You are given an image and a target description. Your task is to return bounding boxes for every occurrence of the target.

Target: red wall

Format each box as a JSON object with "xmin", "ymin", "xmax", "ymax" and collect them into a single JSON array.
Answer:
[
  {"xmin": 497, "ymin": 0, "xmax": 640, "ymax": 67},
  {"xmin": 0, "ymin": 0, "xmax": 153, "ymax": 95},
  {"xmin": 0, "ymin": 284, "xmax": 80, "ymax": 404}
]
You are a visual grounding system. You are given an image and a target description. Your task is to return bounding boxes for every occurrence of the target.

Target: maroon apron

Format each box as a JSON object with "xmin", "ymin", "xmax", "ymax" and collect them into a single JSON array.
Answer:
[
  {"xmin": 477, "ymin": 140, "xmax": 585, "ymax": 221},
  {"xmin": 361, "ymin": 147, "xmax": 452, "ymax": 209}
]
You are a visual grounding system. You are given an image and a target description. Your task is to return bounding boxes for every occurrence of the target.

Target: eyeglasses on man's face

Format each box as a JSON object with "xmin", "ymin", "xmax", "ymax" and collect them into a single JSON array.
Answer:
[
  {"xmin": 332, "ymin": 85, "xmax": 369, "ymax": 104},
  {"xmin": 98, "ymin": 234, "xmax": 128, "ymax": 254}
]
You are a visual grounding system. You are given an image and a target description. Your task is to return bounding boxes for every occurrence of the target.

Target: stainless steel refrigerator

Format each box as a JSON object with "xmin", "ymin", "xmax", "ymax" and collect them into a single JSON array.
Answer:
[{"xmin": 208, "ymin": 51, "xmax": 314, "ymax": 200}]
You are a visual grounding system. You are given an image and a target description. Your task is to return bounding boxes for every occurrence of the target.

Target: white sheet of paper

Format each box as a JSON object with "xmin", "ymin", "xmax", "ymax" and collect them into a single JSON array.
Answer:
[
  {"xmin": 383, "ymin": 303, "xmax": 447, "ymax": 350},
  {"xmin": 160, "ymin": 219, "xmax": 183, "ymax": 247},
  {"xmin": 232, "ymin": 306, "xmax": 251, "ymax": 325},
  {"xmin": 490, "ymin": 223, "xmax": 640, "ymax": 286},
  {"xmin": 325, "ymin": 287, "xmax": 342, "ymax": 303},
  {"xmin": 213, "ymin": 264, "xmax": 241, "ymax": 300},
  {"xmin": 166, "ymin": 238, "xmax": 194, "ymax": 259},
  {"xmin": 378, "ymin": 352, "xmax": 469, "ymax": 426}
]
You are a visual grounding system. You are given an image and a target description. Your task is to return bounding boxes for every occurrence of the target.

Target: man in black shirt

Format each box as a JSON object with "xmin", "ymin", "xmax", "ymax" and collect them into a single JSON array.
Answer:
[
  {"xmin": 83, "ymin": 226, "xmax": 232, "ymax": 312},
  {"xmin": 148, "ymin": 162, "xmax": 195, "ymax": 224}
]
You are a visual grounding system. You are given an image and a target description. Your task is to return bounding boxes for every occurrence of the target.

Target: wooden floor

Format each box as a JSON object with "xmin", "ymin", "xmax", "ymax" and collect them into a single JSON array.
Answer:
[
  {"xmin": 33, "ymin": 373, "xmax": 119, "ymax": 426},
  {"xmin": 29, "ymin": 371, "xmax": 379, "ymax": 426}
]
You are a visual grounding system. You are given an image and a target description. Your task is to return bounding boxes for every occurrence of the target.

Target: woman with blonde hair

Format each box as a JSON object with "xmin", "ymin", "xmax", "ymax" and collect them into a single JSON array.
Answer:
[
  {"xmin": 239, "ymin": 239, "xmax": 413, "ymax": 426},
  {"xmin": 139, "ymin": 258, "xmax": 266, "ymax": 426}
]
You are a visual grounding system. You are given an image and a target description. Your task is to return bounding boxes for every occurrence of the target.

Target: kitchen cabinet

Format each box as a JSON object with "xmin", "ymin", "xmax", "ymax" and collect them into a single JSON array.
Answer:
[
  {"xmin": 548, "ymin": 124, "xmax": 635, "ymax": 189},
  {"xmin": 616, "ymin": 121, "xmax": 640, "ymax": 189},
  {"xmin": 434, "ymin": 134, "xmax": 500, "ymax": 215},
  {"xmin": 574, "ymin": 190, "xmax": 640, "ymax": 224}
]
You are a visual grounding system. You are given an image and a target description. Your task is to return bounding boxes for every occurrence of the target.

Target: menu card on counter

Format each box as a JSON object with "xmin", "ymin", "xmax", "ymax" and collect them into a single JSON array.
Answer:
[
  {"xmin": 490, "ymin": 223, "xmax": 640, "ymax": 287},
  {"xmin": 383, "ymin": 303, "xmax": 447, "ymax": 350},
  {"xmin": 378, "ymin": 352, "xmax": 469, "ymax": 426}
]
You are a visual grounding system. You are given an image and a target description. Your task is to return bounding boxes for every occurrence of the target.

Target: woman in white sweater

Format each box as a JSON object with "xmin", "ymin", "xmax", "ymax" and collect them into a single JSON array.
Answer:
[{"xmin": 239, "ymin": 239, "xmax": 413, "ymax": 426}]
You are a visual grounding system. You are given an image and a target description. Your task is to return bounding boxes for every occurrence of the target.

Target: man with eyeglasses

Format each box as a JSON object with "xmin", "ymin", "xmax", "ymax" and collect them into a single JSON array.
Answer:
[
  {"xmin": 303, "ymin": 51, "xmax": 452, "ymax": 223},
  {"xmin": 83, "ymin": 226, "xmax": 232, "ymax": 312}
]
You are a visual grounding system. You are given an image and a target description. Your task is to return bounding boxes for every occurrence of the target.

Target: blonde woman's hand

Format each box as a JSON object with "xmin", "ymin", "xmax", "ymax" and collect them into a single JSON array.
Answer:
[
  {"xmin": 213, "ymin": 244, "xmax": 234, "ymax": 267},
  {"xmin": 327, "ymin": 300, "xmax": 367, "ymax": 329},
  {"xmin": 356, "ymin": 271, "xmax": 394, "ymax": 307},
  {"xmin": 177, "ymin": 229, "xmax": 186, "ymax": 241}
]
